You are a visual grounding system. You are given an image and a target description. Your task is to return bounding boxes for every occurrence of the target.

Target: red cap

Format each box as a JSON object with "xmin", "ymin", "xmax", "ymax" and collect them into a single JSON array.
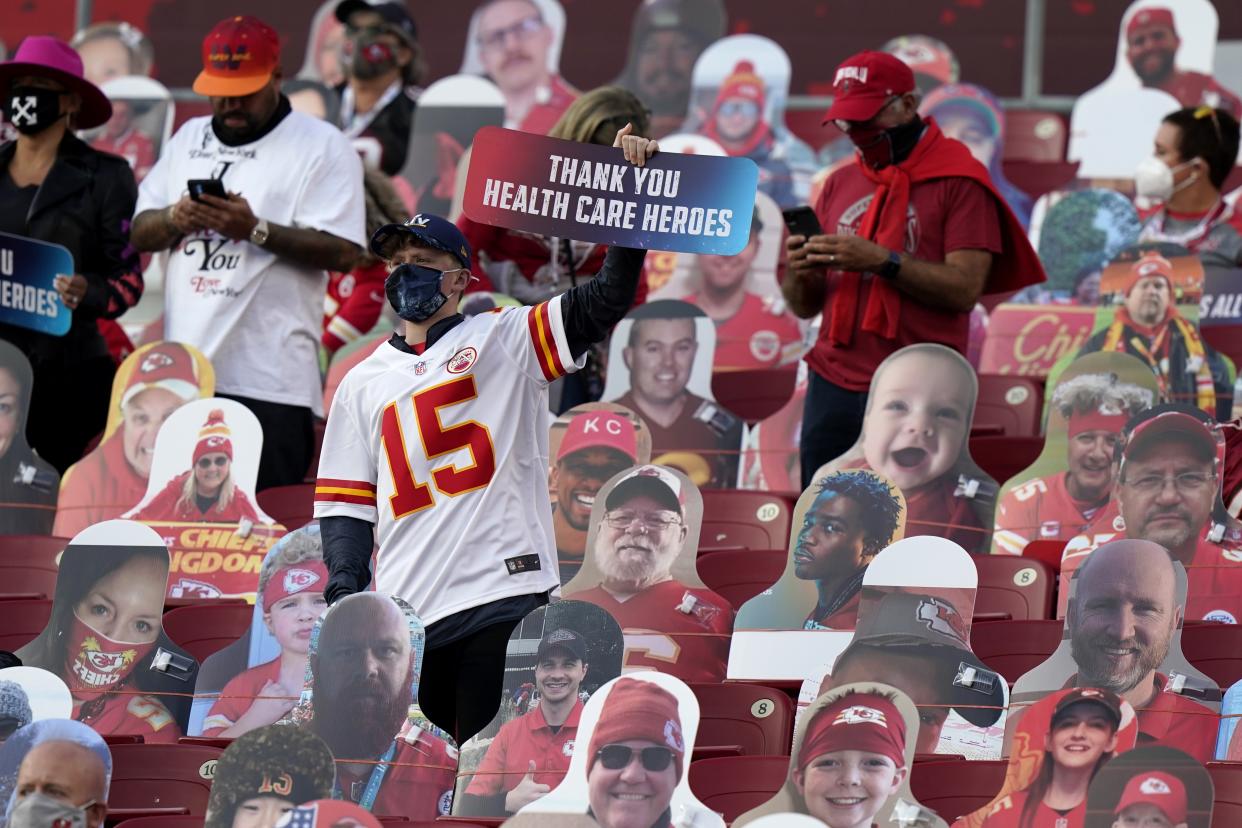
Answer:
[
  {"xmin": 798, "ymin": 692, "xmax": 907, "ymax": 771},
  {"xmin": 1123, "ymin": 252, "xmax": 1174, "ymax": 296},
  {"xmin": 1114, "ymin": 771, "xmax": 1187, "ymax": 824},
  {"xmin": 121, "ymin": 343, "xmax": 201, "ymax": 409},
  {"xmin": 822, "ymin": 50, "xmax": 915, "ymax": 124},
  {"xmin": 588, "ymin": 678, "xmax": 686, "ymax": 780},
  {"xmin": 715, "ymin": 60, "xmax": 766, "ymax": 108},
  {"xmin": 262, "ymin": 561, "xmax": 329, "ymax": 613},
  {"xmin": 1127, "ymin": 7, "xmax": 1177, "ymax": 39},
  {"xmin": 557, "ymin": 411, "xmax": 638, "ymax": 463},
  {"xmin": 194, "ymin": 16, "xmax": 280, "ymax": 98},
  {"xmin": 193, "ymin": 408, "xmax": 234, "ymax": 464}
]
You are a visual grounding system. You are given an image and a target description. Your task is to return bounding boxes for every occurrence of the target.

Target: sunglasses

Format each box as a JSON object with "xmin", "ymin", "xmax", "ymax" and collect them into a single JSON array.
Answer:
[
  {"xmin": 197, "ymin": 456, "xmax": 228, "ymax": 469},
  {"xmin": 596, "ymin": 744, "xmax": 675, "ymax": 772}
]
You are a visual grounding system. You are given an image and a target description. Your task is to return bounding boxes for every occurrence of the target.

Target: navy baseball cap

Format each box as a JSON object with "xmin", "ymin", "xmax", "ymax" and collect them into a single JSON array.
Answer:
[
  {"xmin": 369, "ymin": 213, "xmax": 472, "ymax": 270},
  {"xmin": 335, "ymin": 0, "xmax": 418, "ymax": 41}
]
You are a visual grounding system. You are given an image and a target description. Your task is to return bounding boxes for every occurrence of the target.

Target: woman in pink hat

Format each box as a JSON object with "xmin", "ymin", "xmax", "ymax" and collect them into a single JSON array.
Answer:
[{"xmin": 0, "ymin": 36, "xmax": 144, "ymax": 473}]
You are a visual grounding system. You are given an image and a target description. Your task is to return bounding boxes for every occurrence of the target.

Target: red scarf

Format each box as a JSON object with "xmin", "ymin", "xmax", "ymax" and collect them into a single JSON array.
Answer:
[{"xmin": 829, "ymin": 118, "xmax": 1045, "ymax": 346}]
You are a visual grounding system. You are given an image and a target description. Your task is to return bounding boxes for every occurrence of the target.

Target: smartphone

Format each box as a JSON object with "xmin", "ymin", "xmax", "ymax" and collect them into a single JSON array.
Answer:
[
  {"xmin": 781, "ymin": 206, "xmax": 822, "ymax": 240},
  {"xmin": 188, "ymin": 178, "xmax": 227, "ymax": 203}
]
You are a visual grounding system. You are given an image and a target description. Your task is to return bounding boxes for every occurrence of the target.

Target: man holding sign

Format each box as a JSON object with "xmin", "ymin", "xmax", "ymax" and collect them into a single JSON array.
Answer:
[{"xmin": 315, "ymin": 124, "xmax": 656, "ymax": 745}]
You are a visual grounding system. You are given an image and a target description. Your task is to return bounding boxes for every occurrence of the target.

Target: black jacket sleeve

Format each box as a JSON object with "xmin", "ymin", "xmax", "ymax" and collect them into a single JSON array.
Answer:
[
  {"xmin": 320, "ymin": 514, "xmax": 373, "ymax": 604},
  {"xmin": 559, "ymin": 245, "xmax": 647, "ymax": 358}
]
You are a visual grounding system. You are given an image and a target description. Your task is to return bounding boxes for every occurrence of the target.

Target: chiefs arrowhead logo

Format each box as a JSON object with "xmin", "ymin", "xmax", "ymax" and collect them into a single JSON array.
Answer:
[
  {"xmin": 447, "ymin": 347, "xmax": 478, "ymax": 374},
  {"xmin": 141, "ymin": 353, "xmax": 174, "ymax": 373}
]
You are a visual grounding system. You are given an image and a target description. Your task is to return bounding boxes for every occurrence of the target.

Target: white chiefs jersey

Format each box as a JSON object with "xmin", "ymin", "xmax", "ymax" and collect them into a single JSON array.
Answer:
[{"xmin": 314, "ymin": 297, "xmax": 580, "ymax": 623}]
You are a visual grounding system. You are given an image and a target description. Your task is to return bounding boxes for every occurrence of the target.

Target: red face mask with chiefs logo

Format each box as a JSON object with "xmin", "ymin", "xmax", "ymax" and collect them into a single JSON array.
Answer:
[{"xmin": 63, "ymin": 611, "xmax": 157, "ymax": 700}]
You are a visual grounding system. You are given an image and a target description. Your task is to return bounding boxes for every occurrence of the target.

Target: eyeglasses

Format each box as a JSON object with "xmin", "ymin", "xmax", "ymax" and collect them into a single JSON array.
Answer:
[
  {"xmin": 718, "ymin": 100, "xmax": 759, "ymax": 119},
  {"xmin": 603, "ymin": 511, "xmax": 682, "ymax": 531},
  {"xmin": 833, "ymin": 94, "xmax": 901, "ymax": 134},
  {"xmin": 478, "ymin": 15, "xmax": 544, "ymax": 51},
  {"xmin": 197, "ymin": 456, "xmax": 228, "ymax": 469},
  {"xmin": 596, "ymin": 744, "xmax": 675, "ymax": 772},
  {"xmin": 1123, "ymin": 471, "xmax": 1214, "ymax": 494}
]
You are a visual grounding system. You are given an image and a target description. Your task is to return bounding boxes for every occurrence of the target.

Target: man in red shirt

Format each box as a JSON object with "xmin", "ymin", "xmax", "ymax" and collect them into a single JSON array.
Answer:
[
  {"xmin": 1125, "ymin": 7, "xmax": 1242, "ymax": 118},
  {"xmin": 307, "ymin": 592, "xmax": 457, "ymax": 820},
  {"xmin": 993, "ymin": 372, "xmax": 1153, "ymax": 555},
  {"xmin": 458, "ymin": 628, "xmax": 589, "ymax": 816},
  {"xmin": 683, "ymin": 208, "xmax": 804, "ymax": 373},
  {"xmin": 782, "ymin": 50, "xmax": 1043, "ymax": 488},
  {"xmin": 474, "ymin": 0, "xmax": 577, "ymax": 134},
  {"xmin": 566, "ymin": 466, "xmax": 733, "ymax": 682}
]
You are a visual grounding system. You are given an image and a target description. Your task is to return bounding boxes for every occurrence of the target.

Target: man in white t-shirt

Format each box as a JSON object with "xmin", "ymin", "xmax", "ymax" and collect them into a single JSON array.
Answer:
[{"xmin": 130, "ymin": 15, "xmax": 365, "ymax": 489}]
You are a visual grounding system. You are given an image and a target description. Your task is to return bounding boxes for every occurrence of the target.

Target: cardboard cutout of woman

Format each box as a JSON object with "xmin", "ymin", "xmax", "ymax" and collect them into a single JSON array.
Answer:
[
  {"xmin": 16, "ymin": 520, "xmax": 198, "ymax": 742},
  {"xmin": 734, "ymin": 682, "xmax": 946, "ymax": 828},
  {"xmin": 0, "ymin": 340, "xmax": 57, "ymax": 535}
]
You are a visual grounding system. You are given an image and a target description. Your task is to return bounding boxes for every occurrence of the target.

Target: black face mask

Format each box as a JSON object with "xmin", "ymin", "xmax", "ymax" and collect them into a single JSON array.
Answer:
[
  {"xmin": 6, "ymin": 87, "xmax": 62, "ymax": 136},
  {"xmin": 350, "ymin": 33, "xmax": 398, "ymax": 81},
  {"xmin": 849, "ymin": 114, "xmax": 925, "ymax": 170}
]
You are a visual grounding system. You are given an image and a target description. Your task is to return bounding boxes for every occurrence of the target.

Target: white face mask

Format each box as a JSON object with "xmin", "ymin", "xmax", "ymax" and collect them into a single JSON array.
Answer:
[
  {"xmin": 7, "ymin": 792, "xmax": 97, "ymax": 828},
  {"xmin": 1134, "ymin": 155, "xmax": 1198, "ymax": 201}
]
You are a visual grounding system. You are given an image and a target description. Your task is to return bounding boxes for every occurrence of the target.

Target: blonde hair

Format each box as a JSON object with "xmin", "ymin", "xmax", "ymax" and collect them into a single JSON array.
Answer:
[
  {"xmin": 257, "ymin": 531, "xmax": 325, "ymax": 596},
  {"xmin": 548, "ymin": 85, "xmax": 650, "ymax": 146},
  {"xmin": 176, "ymin": 467, "xmax": 236, "ymax": 517}
]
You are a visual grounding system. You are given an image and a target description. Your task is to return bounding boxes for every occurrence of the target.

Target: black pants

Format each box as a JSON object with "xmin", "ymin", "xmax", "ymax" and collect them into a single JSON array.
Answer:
[
  {"xmin": 419, "ymin": 617, "xmax": 524, "ymax": 744},
  {"xmin": 800, "ymin": 370, "xmax": 869, "ymax": 491},
  {"xmin": 28, "ymin": 355, "xmax": 116, "ymax": 474},
  {"xmin": 218, "ymin": 394, "xmax": 314, "ymax": 490}
]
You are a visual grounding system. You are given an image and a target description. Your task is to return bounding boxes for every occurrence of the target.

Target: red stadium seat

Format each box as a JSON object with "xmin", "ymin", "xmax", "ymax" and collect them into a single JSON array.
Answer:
[
  {"xmin": 711, "ymin": 366, "xmax": 799, "ymax": 424},
  {"xmin": 1021, "ymin": 539, "xmax": 1066, "ymax": 575},
  {"xmin": 968, "ymin": 435, "xmax": 1045, "ymax": 490},
  {"xmin": 1181, "ymin": 624, "xmax": 1242, "ymax": 688},
  {"xmin": 909, "ymin": 759, "xmax": 1008, "ymax": 823},
  {"xmin": 0, "ymin": 536, "xmax": 66, "ymax": 601},
  {"xmin": 0, "ymin": 599, "xmax": 52, "ymax": 651},
  {"xmin": 255, "ymin": 483, "xmax": 314, "ymax": 529},
  {"xmin": 112, "ymin": 817, "xmax": 204, "ymax": 828},
  {"xmin": 1208, "ymin": 763, "xmax": 1242, "ymax": 828},
  {"xmin": 699, "ymin": 490, "xmax": 795, "ymax": 553},
  {"xmin": 971, "ymin": 619, "xmax": 1064, "ymax": 683},
  {"xmin": 696, "ymin": 548, "xmax": 785, "ymax": 609},
  {"xmin": 687, "ymin": 756, "xmax": 789, "ymax": 823},
  {"xmin": 689, "ymin": 683, "xmax": 794, "ymax": 759},
  {"xmin": 974, "ymin": 375, "xmax": 1044, "ymax": 437},
  {"xmin": 1000, "ymin": 161, "xmax": 1079, "ymax": 199},
  {"xmin": 974, "ymin": 556, "xmax": 1054, "ymax": 621},
  {"xmin": 1002, "ymin": 110, "xmax": 1067, "ymax": 163},
  {"xmin": 161, "ymin": 603, "xmax": 254, "ymax": 662},
  {"xmin": 107, "ymin": 743, "xmax": 223, "ymax": 820}
]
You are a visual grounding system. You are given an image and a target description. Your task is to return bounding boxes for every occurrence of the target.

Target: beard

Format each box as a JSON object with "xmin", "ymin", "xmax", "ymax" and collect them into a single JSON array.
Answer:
[
  {"xmin": 1137, "ymin": 507, "xmax": 1197, "ymax": 551},
  {"xmin": 312, "ymin": 669, "xmax": 415, "ymax": 760},
  {"xmin": 212, "ymin": 110, "xmax": 261, "ymax": 144},
  {"xmin": 597, "ymin": 537, "xmax": 675, "ymax": 589},
  {"xmin": 1133, "ymin": 50, "xmax": 1176, "ymax": 85},
  {"xmin": 1071, "ymin": 629, "xmax": 1168, "ymax": 694}
]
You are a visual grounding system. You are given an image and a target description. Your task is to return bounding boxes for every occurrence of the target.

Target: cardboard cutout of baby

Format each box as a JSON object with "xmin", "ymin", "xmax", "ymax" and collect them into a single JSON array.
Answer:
[
  {"xmin": 503, "ymin": 672, "xmax": 724, "ymax": 828},
  {"xmin": 563, "ymin": 465, "xmax": 735, "ymax": 683},
  {"xmin": 652, "ymin": 191, "xmax": 806, "ymax": 374},
  {"xmin": 991, "ymin": 351, "xmax": 1158, "ymax": 556},
  {"xmin": 728, "ymin": 469, "xmax": 906, "ymax": 682},
  {"xmin": 734, "ymin": 682, "xmax": 947, "ymax": 828},
  {"xmin": 453, "ymin": 600, "xmax": 625, "ymax": 818},
  {"xmin": 0, "ymin": 719, "xmax": 111, "ymax": 828},
  {"xmin": 1057, "ymin": 404, "xmax": 1242, "ymax": 625},
  {"xmin": 189, "ymin": 525, "xmax": 329, "ymax": 737},
  {"xmin": 124, "ymin": 398, "xmax": 287, "ymax": 601},
  {"xmin": 550, "ymin": 404, "xmax": 653, "ymax": 585},
  {"xmin": 814, "ymin": 343, "xmax": 998, "ymax": 555},
  {"xmin": 1082, "ymin": 746, "xmax": 1213, "ymax": 828},
  {"xmin": 0, "ymin": 340, "xmax": 57, "ymax": 536},
  {"xmin": 0, "ymin": 668, "xmax": 72, "ymax": 737},
  {"xmin": 602, "ymin": 301, "xmax": 745, "ymax": 489},
  {"xmin": 1076, "ymin": 244, "xmax": 1230, "ymax": 419},
  {"xmin": 204, "ymin": 724, "xmax": 336, "ymax": 828},
  {"xmin": 285, "ymin": 592, "xmax": 458, "ymax": 821},
  {"xmin": 1009, "ymin": 540, "xmax": 1221, "ymax": 765},
  {"xmin": 1218, "ymin": 678, "xmax": 1242, "ymax": 760},
  {"xmin": 612, "ymin": 0, "xmax": 728, "ymax": 139},
  {"xmin": 680, "ymin": 34, "xmax": 817, "ymax": 208},
  {"xmin": 955, "ymin": 687, "xmax": 1139, "ymax": 828},
  {"xmin": 459, "ymin": 0, "xmax": 578, "ymax": 134},
  {"xmin": 55, "ymin": 341, "xmax": 215, "ymax": 539},
  {"xmin": 15, "ymin": 520, "xmax": 198, "ymax": 743}
]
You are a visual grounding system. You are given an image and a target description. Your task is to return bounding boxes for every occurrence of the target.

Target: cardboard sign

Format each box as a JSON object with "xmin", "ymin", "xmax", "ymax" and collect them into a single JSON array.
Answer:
[
  {"xmin": 1009, "ymin": 541, "xmax": 1221, "ymax": 765},
  {"xmin": 0, "ymin": 232, "xmax": 71, "ymax": 336},
  {"xmin": 454, "ymin": 601, "xmax": 625, "ymax": 818},
  {"xmin": 734, "ymin": 682, "xmax": 946, "ymax": 828},
  {"xmin": 1200, "ymin": 267, "xmax": 1242, "ymax": 326},
  {"xmin": 503, "ymin": 673, "xmax": 723, "ymax": 828},
  {"xmin": 15, "ymin": 520, "xmax": 198, "ymax": 741},
  {"xmin": 1083, "ymin": 745, "xmax": 1214, "ymax": 828},
  {"xmin": 204, "ymin": 724, "xmax": 335, "ymax": 828},
  {"xmin": 463, "ymin": 126, "xmax": 758, "ymax": 256},
  {"xmin": 563, "ymin": 464, "xmax": 735, "ymax": 683},
  {"xmin": 978, "ymin": 305, "xmax": 1098, "ymax": 377}
]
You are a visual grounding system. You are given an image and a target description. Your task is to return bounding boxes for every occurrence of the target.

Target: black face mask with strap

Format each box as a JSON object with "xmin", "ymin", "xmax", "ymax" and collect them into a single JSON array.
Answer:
[{"xmin": 850, "ymin": 114, "xmax": 925, "ymax": 169}]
